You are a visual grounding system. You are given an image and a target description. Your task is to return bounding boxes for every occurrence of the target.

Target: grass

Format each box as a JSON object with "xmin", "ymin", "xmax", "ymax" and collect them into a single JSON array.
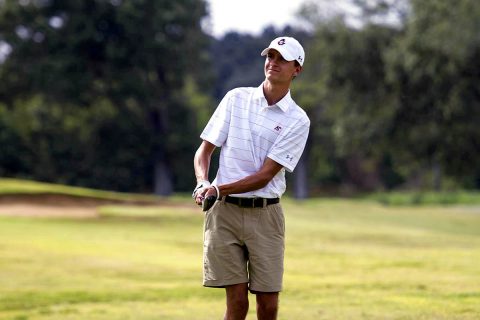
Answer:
[
  {"xmin": 367, "ymin": 190, "xmax": 480, "ymax": 206},
  {"xmin": 0, "ymin": 180, "xmax": 480, "ymax": 319},
  {"xmin": 0, "ymin": 178, "xmax": 161, "ymax": 203}
]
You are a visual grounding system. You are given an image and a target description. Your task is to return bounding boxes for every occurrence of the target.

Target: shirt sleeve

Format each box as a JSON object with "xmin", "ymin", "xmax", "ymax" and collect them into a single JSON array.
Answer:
[
  {"xmin": 200, "ymin": 91, "xmax": 233, "ymax": 147},
  {"xmin": 267, "ymin": 117, "xmax": 310, "ymax": 173}
]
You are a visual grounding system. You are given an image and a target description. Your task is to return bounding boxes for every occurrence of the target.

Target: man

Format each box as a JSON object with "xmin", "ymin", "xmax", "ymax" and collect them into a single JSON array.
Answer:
[{"xmin": 193, "ymin": 36, "xmax": 310, "ymax": 320}]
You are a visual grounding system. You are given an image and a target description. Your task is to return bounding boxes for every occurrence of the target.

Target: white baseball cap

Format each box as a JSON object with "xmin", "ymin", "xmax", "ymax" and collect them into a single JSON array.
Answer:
[{"xmin": 261, "ymin": 36, "xmax": 305, "ymax": 66}]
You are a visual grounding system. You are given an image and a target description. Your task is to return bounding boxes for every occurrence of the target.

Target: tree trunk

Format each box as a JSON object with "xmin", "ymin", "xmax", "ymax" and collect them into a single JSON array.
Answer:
[
  {"xmin": 150, "ymin": 105, "xmax": 174, "ymax": 196},
  {"xmin": 432, "ymin": 160, "xmax": 442, "ymax": 191},
  {"xmin": 154, "ymin": 158, "xmax": 173, "ymax": 195},
  {"xmin": 293, "ymin": 149, "xmax": 309, "ymax": 199}
]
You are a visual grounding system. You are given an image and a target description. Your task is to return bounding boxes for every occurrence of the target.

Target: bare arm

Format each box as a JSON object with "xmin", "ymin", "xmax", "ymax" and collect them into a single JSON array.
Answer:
[
  {"xmin": 193, "ymin": 141, "xmax": 216, "ymax": 205},
  {"xmin": 194, "ymin": 140, "xmax": 216, "ymax": 183}
]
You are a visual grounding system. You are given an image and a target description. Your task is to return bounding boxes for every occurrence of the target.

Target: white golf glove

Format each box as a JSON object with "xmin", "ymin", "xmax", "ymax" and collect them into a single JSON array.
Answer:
[{"xmin": 192, "ymin": 180, "xmax": 211, "ymax": 199}]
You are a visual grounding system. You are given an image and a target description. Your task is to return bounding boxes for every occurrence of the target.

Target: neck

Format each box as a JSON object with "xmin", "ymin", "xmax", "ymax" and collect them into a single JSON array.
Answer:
[{"xmin": 263, "ymin": 80, "xmax": 290, "ymax": 106}]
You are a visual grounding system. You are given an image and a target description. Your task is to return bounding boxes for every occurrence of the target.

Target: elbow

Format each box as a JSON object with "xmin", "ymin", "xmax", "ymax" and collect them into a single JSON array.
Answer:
[{"xmin": 255, "ymin": 165, "xmax": 281, "ymax": 189}]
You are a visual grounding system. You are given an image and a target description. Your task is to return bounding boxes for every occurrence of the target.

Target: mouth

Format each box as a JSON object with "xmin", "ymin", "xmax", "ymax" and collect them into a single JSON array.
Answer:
[{"xmin": 266, "ymin": 68, "xmax": 279, "ymax": 73}]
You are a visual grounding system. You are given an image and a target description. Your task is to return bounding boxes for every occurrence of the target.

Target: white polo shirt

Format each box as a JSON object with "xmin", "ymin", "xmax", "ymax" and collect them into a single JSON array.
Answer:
[{"xmin": 200, "ymin": 83, "xmax": 310, "ymax": 198}]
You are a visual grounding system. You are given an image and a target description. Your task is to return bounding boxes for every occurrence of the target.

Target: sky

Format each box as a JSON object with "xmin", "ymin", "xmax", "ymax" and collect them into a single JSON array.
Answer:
[
  {"xmin": 205, "ymin": 0, "xmax": 306, "ymax": 38},
  {"xmin": 203, "ymin": 0, "xmax": 374, "ymax": 38}
]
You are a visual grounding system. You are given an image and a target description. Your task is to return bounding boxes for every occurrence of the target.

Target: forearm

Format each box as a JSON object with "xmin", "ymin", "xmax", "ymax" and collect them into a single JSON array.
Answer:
[
  {"xmin": 193, "ymin": 141, "xmax": 216, "ymax": 183},
  {"xmin": 194, "ymin": 150, "xmax": 210, "ymax": 182},
  {"xmin": 218, "ymin": 172, "xmax": 271, "ymax": 196},
  {"xmin": 217, "ymin": 158, "xmax": 283, "ymax": 197}
]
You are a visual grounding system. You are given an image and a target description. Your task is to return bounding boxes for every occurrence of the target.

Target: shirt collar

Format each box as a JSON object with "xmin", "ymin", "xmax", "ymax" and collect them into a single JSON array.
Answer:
[{"xmin": 254, "ymin": 83, "xmax": 291, "ymax": 113}]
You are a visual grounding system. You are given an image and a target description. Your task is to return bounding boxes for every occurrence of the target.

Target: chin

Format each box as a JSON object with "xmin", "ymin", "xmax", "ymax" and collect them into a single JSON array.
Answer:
[{"xmin": 266, "ymin": 72, "xmax": 277, "ymax": 79}]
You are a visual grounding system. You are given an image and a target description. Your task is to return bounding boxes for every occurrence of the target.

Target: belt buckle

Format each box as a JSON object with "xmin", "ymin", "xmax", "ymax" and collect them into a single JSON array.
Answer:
[{"xmin": 253, "ymin": 197, "xmax": 266, "ymax": 208}]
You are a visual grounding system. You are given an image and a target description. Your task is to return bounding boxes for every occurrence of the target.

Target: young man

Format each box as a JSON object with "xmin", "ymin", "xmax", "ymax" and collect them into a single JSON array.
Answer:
[{"xmin": 193, "ymin": 36, "xmax": 310, "ymax": 320}]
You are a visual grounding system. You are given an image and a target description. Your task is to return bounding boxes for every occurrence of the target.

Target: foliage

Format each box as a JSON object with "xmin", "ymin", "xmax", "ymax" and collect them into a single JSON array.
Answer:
[
  {"xmin": 1, "ymin": 0, "xmax": 480, "ymax": 195},
  {"xmin": 0, "ymin": 0, "xmax": 211, "ymax": 194},
  {"xmin": 295, "ymin": 0, "xmax": 480, "ymax": 193},
  {"xmin": 386, "ymin": 0, "xmax": 480, "ymax": 185},
  {"xmin": 295, "ymin": 19, "xmax": 401, "ymax": 192}
]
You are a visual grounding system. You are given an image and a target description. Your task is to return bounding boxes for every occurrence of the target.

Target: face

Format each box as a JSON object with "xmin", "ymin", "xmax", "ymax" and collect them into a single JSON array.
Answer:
[{"xmin": 264, "ymin": 49, "xmax": 302, "ymax": 84}]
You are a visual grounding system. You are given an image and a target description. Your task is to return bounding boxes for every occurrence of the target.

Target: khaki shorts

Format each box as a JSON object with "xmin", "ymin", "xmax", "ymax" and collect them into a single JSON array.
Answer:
[{"xmin": 203, "ymin": 197, "xmax": 285, "ymax": 293}]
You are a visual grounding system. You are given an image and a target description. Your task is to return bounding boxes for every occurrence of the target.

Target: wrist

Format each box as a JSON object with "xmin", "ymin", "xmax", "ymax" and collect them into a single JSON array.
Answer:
[
  {"xmin": 192, "ymin": 180, "xmax": 211, "ymax": 199},
  {"xmin": 197, "ymin": 180, "xmax": 210, "ymax": 187},
  {"xmin": 212, "ymin": 185, "xmax": 221, "ymax": 198}
]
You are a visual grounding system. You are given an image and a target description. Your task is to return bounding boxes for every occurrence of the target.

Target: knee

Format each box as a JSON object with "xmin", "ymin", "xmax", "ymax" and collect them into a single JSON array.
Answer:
[
  {"xmin": 231, "ymin": 294, "xmax": 249, "ymax": 311},
  {"xmin": 257, "ymin": 300, "xmax": 277, "ymax": 315},
  {"xmin": 256, "ymin": 294, "xmax": 279, "ymax": 318},
  {"xmin": 226, "ymin": 287, "xmax": 249, "ymax": 316}
]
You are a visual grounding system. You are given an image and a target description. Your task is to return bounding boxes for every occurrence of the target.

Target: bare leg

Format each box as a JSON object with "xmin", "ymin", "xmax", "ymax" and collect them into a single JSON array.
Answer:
[
  {"xmin": 256, "ymin": 292, "xmax": 279, "ymax": 320},
  {"xmin": 224, "ymin": 283, "xmax": 249, "ymax": 320}
]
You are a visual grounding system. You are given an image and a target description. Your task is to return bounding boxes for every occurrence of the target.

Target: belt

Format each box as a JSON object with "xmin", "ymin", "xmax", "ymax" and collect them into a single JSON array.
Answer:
[{"xmin": 223, "ymin": 196, "xmax": 280, "ymax": 208}]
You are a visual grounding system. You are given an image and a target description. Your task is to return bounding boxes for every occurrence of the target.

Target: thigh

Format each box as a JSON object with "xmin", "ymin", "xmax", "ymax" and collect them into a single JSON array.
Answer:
[
  {"xmin": 246, "ymin": 203, "xmax": 285, "ymax": 293},
  {"xmin": 203, "ymin": 200, "xmax": 249, "ymax": 287}
]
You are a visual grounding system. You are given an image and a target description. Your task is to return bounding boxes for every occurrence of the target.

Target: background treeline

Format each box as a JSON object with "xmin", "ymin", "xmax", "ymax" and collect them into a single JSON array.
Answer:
[{"xmin": 0, "ymin": 0, "xmax": 479, "ymax": 197}]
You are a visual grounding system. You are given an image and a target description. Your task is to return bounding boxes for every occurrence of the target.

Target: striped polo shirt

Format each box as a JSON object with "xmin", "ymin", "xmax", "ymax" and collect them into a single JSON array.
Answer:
[{"xmin": 200, "ymin": 83, "xmax": 310, "ymax": 198}]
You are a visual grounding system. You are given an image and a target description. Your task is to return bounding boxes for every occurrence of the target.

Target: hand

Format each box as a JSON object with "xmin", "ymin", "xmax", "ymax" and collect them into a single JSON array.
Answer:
[
  {"xmin": 202, "ymin": 186, "xmax": 220, "ymax": 211},
  {"xmin": 192, "ymin": 180, "xmax": 210, "ymax": 204},
  {"xmin": 204, "ymin": 186, "xmax": 218, "ymax": 199},
  {"xmin": 195, "ymin": 185, "xmax": 218, "ymax": 206},
  {"xmin": 194, "ymin": 187, "xmax": 208, "ymax": 206}
]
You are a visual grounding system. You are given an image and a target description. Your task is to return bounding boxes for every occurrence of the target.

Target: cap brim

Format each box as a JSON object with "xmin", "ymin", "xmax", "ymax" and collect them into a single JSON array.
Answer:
[
  {"xmin": 260, "ymin": 48, "xmax": 269, "ymax": 56},
  {"xmin": 260, "ymin": 47, "xmax": 295, "ymax": 61}
]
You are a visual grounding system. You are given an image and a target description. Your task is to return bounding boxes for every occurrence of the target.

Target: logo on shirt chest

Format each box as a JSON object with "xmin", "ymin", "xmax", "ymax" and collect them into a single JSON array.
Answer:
[{"xmin": 274, "ymin": 125, "xmax": 282, "ymax": 132}]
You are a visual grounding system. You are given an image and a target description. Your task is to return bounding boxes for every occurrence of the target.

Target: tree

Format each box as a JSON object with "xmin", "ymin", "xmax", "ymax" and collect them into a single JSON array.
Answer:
[
  {"xmin": 0, "ymin": 0, "xmax": 211, "ymax": 194},
  {"xmin": 295, "ymin": 13, "xmax": 400, "ymax": 192},
  {"xmin": 386, "ymin": 0, "xmax": 480, "ymax": 189}
]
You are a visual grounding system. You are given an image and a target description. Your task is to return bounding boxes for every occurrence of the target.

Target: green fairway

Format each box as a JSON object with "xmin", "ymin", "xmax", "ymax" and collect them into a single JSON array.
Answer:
[
  {"xmin": 0, "ymin": 178, "xmax": 162, "ymax": 203},
  {"xmin": 0, "ymin": 197, "xmax": 479, "ymax": 319}
]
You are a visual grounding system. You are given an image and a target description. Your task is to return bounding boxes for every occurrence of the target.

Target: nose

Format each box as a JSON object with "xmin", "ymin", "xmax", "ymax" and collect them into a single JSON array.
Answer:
[{"xmin": 268, "ymin": 55, "xmax": 281, "ymax": 66}]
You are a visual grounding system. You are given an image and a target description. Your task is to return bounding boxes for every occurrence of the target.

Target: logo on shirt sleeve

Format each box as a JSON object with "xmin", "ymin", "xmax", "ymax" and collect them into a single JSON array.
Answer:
[
  {"xmin": 274, "ymin": 126, "xmax": 282, "ymax": 132},
  {"xmin": 286, "ymin": 154, "xmax": 294, "ymax": 162}
]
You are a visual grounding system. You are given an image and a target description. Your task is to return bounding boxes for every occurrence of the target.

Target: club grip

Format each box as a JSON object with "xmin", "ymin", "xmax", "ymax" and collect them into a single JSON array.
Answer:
[{"xmin": 202, "ymin": 195, "xmax": 217, "ymax": 212}]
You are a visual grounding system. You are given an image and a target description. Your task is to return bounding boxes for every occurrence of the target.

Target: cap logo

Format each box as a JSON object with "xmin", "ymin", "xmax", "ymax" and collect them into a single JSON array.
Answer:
[{"xmin": 278, "ymin": 38, "xmax": 286, "ymax": 45}]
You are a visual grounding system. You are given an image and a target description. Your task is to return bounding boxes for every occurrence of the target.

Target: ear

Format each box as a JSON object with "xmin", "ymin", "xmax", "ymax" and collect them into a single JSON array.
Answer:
[{"xmin": 293, "ymin": 65, "xmax": 303, "ymax": 77}]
